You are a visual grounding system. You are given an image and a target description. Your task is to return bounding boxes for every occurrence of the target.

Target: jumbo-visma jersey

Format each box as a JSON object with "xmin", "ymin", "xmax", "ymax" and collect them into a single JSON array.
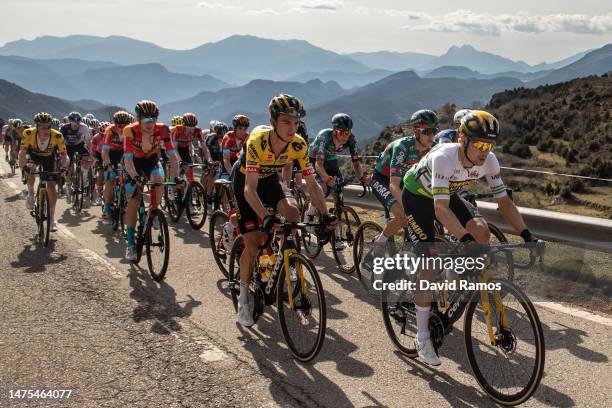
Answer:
[
  {"xmin": 20, "ymin": 128, "xmax": 67, "ymax": 157},
  {"xmin": 240, "ymin": 125, "xmax": 313, "ymax": 179}
]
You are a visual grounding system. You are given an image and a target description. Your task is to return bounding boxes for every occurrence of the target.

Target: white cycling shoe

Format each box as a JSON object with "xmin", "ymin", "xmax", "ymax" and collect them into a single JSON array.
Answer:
[{"xmin": 415, "ymin": 337, "xmax": 441, "ymax": 366}]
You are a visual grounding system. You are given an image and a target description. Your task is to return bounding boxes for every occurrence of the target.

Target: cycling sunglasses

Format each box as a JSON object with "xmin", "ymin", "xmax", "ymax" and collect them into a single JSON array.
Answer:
[
  {"xmin": 37, "ymin": 124, "xmax": 52, "ymax": 130},
  {"xmin": 471, "ymin": 140, "xmax": 495, "ymax": 152},
  {"xmin": 334, "ymin": 128, "xmax": 352, "ymax": 136}
]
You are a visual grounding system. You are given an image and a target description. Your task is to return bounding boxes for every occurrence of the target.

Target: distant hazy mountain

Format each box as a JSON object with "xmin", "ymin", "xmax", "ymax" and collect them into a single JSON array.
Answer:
[
  {"xmin": 70, "ymin": 63, "xmax": 229, "ymax": 106},
  {"xmin": 0, "ymin": 55, "xmax": 78, "ymax": 97},
  {"xmin": 0, "ymin": 79, "xmax": 87, "ymax": 120},
  {"xmin": 421, "ymin": 45, "xmax": 532, "ymax": 74},
  {"xmin": 345, "ymin": 51, "xmax": 436, "ymax": 71},
  {"xmin": 303, "ymin": 71, "xmax": 523, "ymax": 139},
  {"xmin": 284, "ymin": 69, "xmax": 394, "ymax": 89},
  {"xmin": 160, "ymin": 78, "xmax": 347, "ymax": 125},
  {"xmin": 0, "ymin": 35, "xmax": 177, "ymax": 65},
  {"xmin": 529, "ymin": 49, "xmax": 593, "ymax": 72},
  {"xmin": 422, "ymin": 65, "xmax": 551, "ymax": 82},
  {"xmin": 528, "ymin": 44, "xmax": 612, "ymax": 87}
]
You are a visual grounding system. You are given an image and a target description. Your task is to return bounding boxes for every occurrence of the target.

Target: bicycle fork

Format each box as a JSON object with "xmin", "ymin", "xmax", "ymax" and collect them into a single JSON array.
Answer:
[{"xmin": 479, "ymin": 270, "xmax": 509, "ymax": 345}]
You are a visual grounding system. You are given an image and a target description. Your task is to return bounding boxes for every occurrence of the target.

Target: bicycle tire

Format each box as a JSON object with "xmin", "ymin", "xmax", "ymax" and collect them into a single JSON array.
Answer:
[
  {"xmin": 38, "ymin": 188, "xmax": 51, "ymax": 247},
  {"xmin": 277, "ymin": 252, "xmax": 326, "ymax": 362},
  {"xmin": 209, "ymin": 210, "xmax": 230, "ymax": 277},
  {"xmin": 186, "ymin": 181, "xmax": 207, "ymax": 230},
  {"xmin": 464, "ymin": 278, "xmax": 545, "ymax": 406},
  {"xmin": 146, "ymin": 209, "xmax": 170, "ymax": 282},
  {"xmin": 73, "ymin": 167, "xmax": 84, "ymax": 212},
  {"xmin": 111, "ymin": 186, "xmax": 120, "ymax": 231},
  {"xmin": 353, "ymin": 221, "xmax": 383, "ymax": 283},
  {"xmin": 167, "ymin": 188, "xmax": 183, "ymax": 223},
  {"xmin": 227, "ymin": 235, "xmax": 245, "ymax": 312},
  {"xmin": 331, "ymin": 205, "xmax": 360, "ymax": 274}
]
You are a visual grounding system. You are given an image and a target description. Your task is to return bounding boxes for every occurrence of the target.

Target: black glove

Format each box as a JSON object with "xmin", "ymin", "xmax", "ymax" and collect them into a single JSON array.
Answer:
[
  {"xmin": 261, "ymin": 214, "xmax": 278, "ymax": 233},
  {"xmin": 459, "ymin": 233, "xmax": 489, "ymax": 258},
  {"xmin": 521, "ymin": 229, "xmax": 544, "ymax": 255}
]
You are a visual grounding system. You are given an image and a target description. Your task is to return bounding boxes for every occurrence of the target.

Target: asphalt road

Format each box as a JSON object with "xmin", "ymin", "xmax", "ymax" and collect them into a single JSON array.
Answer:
[{"xmin": 1, "ymin": 161, "xmax": 610, "ymax": 408}]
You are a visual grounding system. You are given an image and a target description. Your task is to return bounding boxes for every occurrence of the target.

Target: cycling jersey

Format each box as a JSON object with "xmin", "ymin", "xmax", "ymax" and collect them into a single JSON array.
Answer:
[
  {"xmin": 60, "ymin": 123, "xmax": 90, "ymax": 146},
  {"xmin": 123, "ymin": 123, "xmax": 175, "ymax": 160},
  {"xmin": 403, "ymin": 143, "xmax": 507, "ymax": 200},
  {"xmin": 374, "ymin": 136, "xmax": 423, "ymax": 178},
  {"xmin": 240, "ymin": 125, "xmax": 313, "ymax": 179},
  {"xmin": 102, "ymin": 125, "xmax": 123, "ymax": 152},
  {"xmin": 20, "ymin": 128, "xmax": 67, "ymax": 157},
  {"xmin": 308, "ymin": 128, "xmax": 359, "ymax": 162},
  {"xmin": 205, "ymin": 132, "xmax": 223, "ymax": 162},
  {"xmin": 172, "ymin": 125, "xmax": 203, "ymax": 149},
  {"xmin": 434, "ymin": 129, "xmax": 457, "ymax": 144},
  {"xmin": 222, "ymin": 131, "xmax": 248, "ymax": 163},
  {"xmin": 89, "ymin": 133, "xmax": 104, "ymax": 156}
]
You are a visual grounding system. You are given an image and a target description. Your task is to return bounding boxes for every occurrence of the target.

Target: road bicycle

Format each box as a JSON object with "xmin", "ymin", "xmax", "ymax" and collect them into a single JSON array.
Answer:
[
  {"xmin": 27, "ymin": 168, "xmax": 63, "ymax": 247},
  {"xmin": 166, "ymin": 163, "xmax": 207, "ymax": 230}
]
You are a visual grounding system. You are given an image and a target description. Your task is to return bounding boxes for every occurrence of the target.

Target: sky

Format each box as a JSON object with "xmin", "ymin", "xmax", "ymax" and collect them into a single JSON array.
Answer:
[{"xmin": 1, "ymin": 0, "xmax": 611, "ymax": 64}]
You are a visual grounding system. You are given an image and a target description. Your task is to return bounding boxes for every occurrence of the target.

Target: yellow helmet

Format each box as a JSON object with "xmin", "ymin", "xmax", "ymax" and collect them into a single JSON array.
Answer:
[
  {"xmin": 171, "ymin": 115, "xmax": 183, "ymax": 126},
  {"xmin": 459, "ymin": 110, "xmax": 500, "ymax": 141}
]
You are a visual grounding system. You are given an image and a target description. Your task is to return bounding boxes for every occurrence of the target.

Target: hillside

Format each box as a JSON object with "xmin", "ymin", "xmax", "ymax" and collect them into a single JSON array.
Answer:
[{"xmin": 357, "ymin": 74, "xmax": 612, "ymax": 218}]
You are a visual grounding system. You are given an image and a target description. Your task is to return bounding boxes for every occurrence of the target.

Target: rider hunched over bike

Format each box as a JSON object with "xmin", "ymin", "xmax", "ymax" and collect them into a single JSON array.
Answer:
[
  {"xmin": 231, "ymin": 93, "xmax": 335, "ymax": 327},
  {"xmin": 401, "ymin": 110, "xmax": 541, "ymax": 366}
]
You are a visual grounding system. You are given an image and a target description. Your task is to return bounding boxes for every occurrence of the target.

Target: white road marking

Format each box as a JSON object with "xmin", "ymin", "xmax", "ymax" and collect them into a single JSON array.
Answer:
[
  {"xmin": 538, "ymin": 301, "xmax": 612, "ymax": 327},
  {"xmin": 193, "ymin": 337, "xmax": 228, "ymax": 362}
]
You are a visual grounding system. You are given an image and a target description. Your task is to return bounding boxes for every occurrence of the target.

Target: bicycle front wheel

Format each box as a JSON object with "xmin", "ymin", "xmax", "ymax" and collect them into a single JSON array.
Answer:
[
  {"xmin": 331, "ymin": 205, "xmax": 360, "ymax": 274},
  {"xmin": 145, "ymin": 209, "xmax": 170, "ymax": 282},
  {"xmin": 38, "ymin": 189, "xmax": 51, "ymax": 247},
  {"xmin": 299, "ymin": 206, "xmax": 323, "ymax": 259},
  {"xmin": 209, "ymin": 210, "xmax": 229, "ymax": 277},
  {"xmin": 277, "ymin": 253, "xmax": 326, "ymax": 362},
  {"xmin": 73, "ymin": 168, "xmax": 84, "ymax": 212},
  {"xmin": 353, "ymin": 221, "xmax": 383, "ymax": 283},
  {"xmin": 464, "ymin": 278, "xmax": 545, "ymax": 406},
  {"xmin": 186, "ymin": 181, "xmax": 207, "ymax": 230}
]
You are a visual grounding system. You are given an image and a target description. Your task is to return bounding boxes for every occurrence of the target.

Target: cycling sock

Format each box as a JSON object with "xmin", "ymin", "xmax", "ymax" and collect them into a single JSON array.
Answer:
[
  {"xmin": 127, "ymin": 227, "xmax": 135, "ymax": 246},
  {"xmin": 27, "ymin": 185, "xmax": 35, "ymax": 196},
  {"xmin": 104, "ymin": 203, "xmax": 112, "ymax": 214},
  {"xmin": 416, "ymin": 305, "xmax": 431, "ymax": 342},
  {"xmin": 239, "ymin": 282, "xmax": 249, "ymax": 305}
]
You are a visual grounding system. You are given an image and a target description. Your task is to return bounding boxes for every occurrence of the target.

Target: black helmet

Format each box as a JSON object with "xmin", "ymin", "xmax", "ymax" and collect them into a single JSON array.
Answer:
[
  {"xmin": 331, "ymin": 113, "xmax": 353, "ymax": 131},
  {"xmin": 409, "ymin": 109, "xmax": 439, "ymax": 129},
  {"xmin": 34, "ymin": 112, "xmax": 53, "ymax": 124},
  {"xmin": 268, "ymin": 94, "xmax": 305, "ymax": 119},
  {"xmin": 68, "ymin": 111, "xmax": 82, "ymax": 123}
]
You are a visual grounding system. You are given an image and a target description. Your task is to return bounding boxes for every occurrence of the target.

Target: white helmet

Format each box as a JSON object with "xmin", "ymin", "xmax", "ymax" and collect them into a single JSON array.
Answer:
[{"xmin": 453, "ymin": 109, "xmax": 472, "ymax": 127}]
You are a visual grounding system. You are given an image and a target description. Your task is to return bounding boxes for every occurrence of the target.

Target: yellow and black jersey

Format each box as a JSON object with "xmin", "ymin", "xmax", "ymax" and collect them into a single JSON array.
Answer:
[
  {"xmin": 20, "ymin": 127, "xmax": 67, "ymax": 157},
  {"xmin": 240, "ymin": 125, "xmax": 313, "ymax": 179}
]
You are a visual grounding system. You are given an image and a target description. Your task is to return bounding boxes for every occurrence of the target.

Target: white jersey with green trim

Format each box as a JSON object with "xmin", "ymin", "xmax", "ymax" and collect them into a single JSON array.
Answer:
[{"xmin": 403, "ymin": 143, "xmax": 507, "ymax": 200}]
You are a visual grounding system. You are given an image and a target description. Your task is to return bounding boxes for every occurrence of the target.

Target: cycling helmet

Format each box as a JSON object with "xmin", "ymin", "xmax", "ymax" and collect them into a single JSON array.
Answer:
[
  {"xmin": 12, "ymin": 118, "xmax": 23, "ymax": 128},
  {"xmin": 62, "ymin": 116, "xmax": 69, "ymax": 124},
  {"xmin": 51, "ymin": 118, "xmax": 61, "ymax": 129},
  {"xmin": 134, "ymin": 100, "xmax": 159, "ymax": 118},
  {"xmin": 113, "ymin": 110, "xmax": 133, "ymax": 125},
  {"xmin": 213, "ymin": 121, "xmax": 229, "ymax": 136},
  {"xmin": 459, "ymin": 110, "xmax": 500, "ymax": 141},
  {"xmin": 84, "ymin": 113, "xmax": 95, "ymax": 121},
  {"xmin": 171, "ymin": 115, "xmax": 183, "ymax": 126},
  {"xmin": 182, "ymin": 113, "xmax": 198, "ymax": 127},
  {"xmin": 453, "ymin": 109, "xmax": 472, "ymax": 127},
  {"xmin": 297, "ymin": 120, "xmax": 308, "ymax": 139},
  {"xmin": 68, "ymin": 111, "xmax": 82, "ymax": 123},
  {"xmin": 34, "ymin": 112, "xmax": 53, "ymax": 124},
  {"xmin": 409, "ymin": 109, "xmax": 439, "ymax": 129},
  {"xmin": 99, "ymin": 122, "xmax": 111, "ymax": 134},
  {"xmin": 331, "ymin": 113, "xmax": 353, "ymax": 131},
  {"xmin": 232, "ymin": 114, "xmax": 250, "ymax": 128},
  {"xmin": 268, "ymin": 94, "xmax": 305, "ymax": 119},
  {"xmin": 90, "ymin": 118, "xmax": 100, "ymax": 129}
]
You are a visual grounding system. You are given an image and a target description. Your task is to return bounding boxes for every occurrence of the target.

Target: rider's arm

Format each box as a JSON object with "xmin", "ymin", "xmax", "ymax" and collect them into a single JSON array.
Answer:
[
  {"xmin": 497, "ymin": 195, "xmax": 527, "ymax": 233},
  {"xmin": 303, "ymin": 172, "xmax": 328, "ymax": 215},
  {"xmin": 389, "ymin": 176, "xmax": 404, "ymax": 208},
  {"xmin": 162, "ymin": 126, "xmax": 179, "ymax": 178},
  {"xmin": 122, "ymin": 126, "xmax": 138, "ymax": 178},
  {"xmin": 348, "ymin": 137, "xmax": 364, "ymax": 179},
  {"xmin": 282, "ymin": 162, "xmax": 292, "ymax": 188},
  {"xmin": 57, "ymin": 136, "xmax": 69, "ymax": 168},
  {"xmin": 222, "ymin": 137, "xmax": 232, "ymax": 174},
  {"xmin": 101, "ymin": 129, "xmax": 111, "ymax": 166},
  {"xmin": 315, "ymin": 159, "xmax": 332, "ymax": 183}
]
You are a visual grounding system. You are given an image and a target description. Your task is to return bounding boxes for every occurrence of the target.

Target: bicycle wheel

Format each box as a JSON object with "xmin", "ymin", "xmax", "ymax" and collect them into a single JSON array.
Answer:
[
  {"xmin": 73, "ymin": 167, "xmax": 84, "ymax": 212},
  {"xmin": 353, "ymin": 221, "xmax": 383, "ymax": 283},
  {"xmin": 277, "ymin": 252, "xmax": 326, "ymax": 362},
  {"xmin": 331, "ymin": 205, "xmax": 360, "ymax": 274},
  {"xmin": 209, "ymin": 210, "xmax": 229, "ymax": 277},
  {"xmin": 186, "ymin": 181, "xmax": 207, "ymax": 230},
  {"xmin": 119, "ymin": 188, "xmax": 127, "ymax": 236},
  {"xmin": 146, "ymin": 209, "xmax": 170, "ymax": 282},
  {"xmin": 111, "ymin": 187, "xmax": 120, "ymax": 231},
  {"xmin": 37, "ymin": 189, "xmax": 51, "ymax": 247},
  {"xmin": 295, "ymin": 188, "xmax": 308, "ymax": 215},
  {"xmin": 299, "ymin": 206, "xmax": 323, "ymax": 259},
  {"xmin": 87, "ymin": 168, "xmax": 95, "ymax": 202},
  {"xmin": 167, "ymin": 188, "xmax": 183, "ymax": 223},
  {"xmin": 381, "ymin": 274, "xmax": 418, "ymax": 357},
  {"xmin": 464, "ymin": 278, "xmax": 545, "ymax": 406},
  {"xmin": 227, "ymin": 235, "xmax": 245, "ymax": 311}
]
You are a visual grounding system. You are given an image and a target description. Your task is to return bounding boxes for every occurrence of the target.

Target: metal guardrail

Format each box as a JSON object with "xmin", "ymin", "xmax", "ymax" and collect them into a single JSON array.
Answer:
[{"xmin": 339, "ymin": 185, "xmax": 612, "ymax": 253}]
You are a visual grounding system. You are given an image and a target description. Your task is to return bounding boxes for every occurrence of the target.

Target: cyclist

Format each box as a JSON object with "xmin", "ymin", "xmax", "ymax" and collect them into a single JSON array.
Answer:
[
  {"xmin": 101, "ymin": 111, "xmax": 133, "ymax": 225},
  {"xmin": 5, "ymin": 119, "xmax": 24, "ymax": 165},
  {"xmin": 232, "ymin": 93, "xmax": 333, "ymax": 327},
  {"xmin": 306, "ymin": 113, "xmax": 369, "ymax": 249},
  {"xmin": 51, "ymin": 118, "xmax": 61, "ymax": 130},
  {"xmin": 434, "ymin": 108, "xmax": 471, "ymax": 145},
  {"xmin": 18, "ymin": 112, "xmax": 68, "ymax": 231},
  {"xmin": 202, "ymin": 121, "xmax": 227, "ymax": 201},
  {"xmin": 122, "ymin": 100, "xmax": 179, "ymax": 261},
  {"xmin": 89, "ymin": 122, "xmax": 107, "ymax": 206},
  {"xmin": 402, "ymin": 110, "xmax": 540, "ymax": 366},
  {"xmin": 222, "ymin": 114, "xmax": 249, "ymax": 175},
  {"xmin": 171, "ymin": 112, "xmax": 202, "ymax": 168},
  {"xmin": 60, "ymin": 111, "xmax": 92, "ymax": 203},
  {"xmin": 369, "ymin": 109, "xmax": 438, "ymax": 256}
]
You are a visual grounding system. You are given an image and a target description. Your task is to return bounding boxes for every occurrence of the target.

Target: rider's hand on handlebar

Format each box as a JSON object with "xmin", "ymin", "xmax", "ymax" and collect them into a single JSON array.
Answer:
[
  {"xmin": 520, "ymin": 229, "xmax": 545, "ymax": 255},
  {"xmin": 322, "ymin": 213, "xmax": 337, "ymax": 230},
  {"xmin": 261, "ymin": 214, "xmax": 279, "ymax": 234},
  {"xmin": 458, "ymin": 233, "xmax": 490, "ymax": 258},
  {"xmin": 325, "ymin": 175, "xmax": 336, "ymax": 186},
  {"xmin": 360, "ymin": 173, "xmax": 371, "ymax": 186},
  {"xmin": 130, "ymin": 175, "xmax": 142, "ymax": 186}
]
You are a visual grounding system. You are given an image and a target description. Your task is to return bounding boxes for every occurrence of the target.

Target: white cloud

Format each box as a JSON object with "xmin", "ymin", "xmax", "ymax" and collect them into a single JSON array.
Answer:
[
  {"xmin": 284, "ymin": 0, "xmax": 343, "ymax": 12},
  {"xmin": 354, "ymin": 7, "xmax": 370, "ymax": 16},
  {"xmin": 197, "ymin": 2, "xmax": 241, "ymax": 10},
  {"xmin": 395, "ymin": 10, "xmax": 612, "ymax": 36},
  {"xmin": 246, "ymin": 9, "xmax": 281, "ymax": 16}
]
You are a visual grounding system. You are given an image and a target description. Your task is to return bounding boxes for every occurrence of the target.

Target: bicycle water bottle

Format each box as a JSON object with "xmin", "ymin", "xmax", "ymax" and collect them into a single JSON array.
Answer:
[{"xmin": 259, "ymin": 255, "xmax": 272, "ymax": 282}]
